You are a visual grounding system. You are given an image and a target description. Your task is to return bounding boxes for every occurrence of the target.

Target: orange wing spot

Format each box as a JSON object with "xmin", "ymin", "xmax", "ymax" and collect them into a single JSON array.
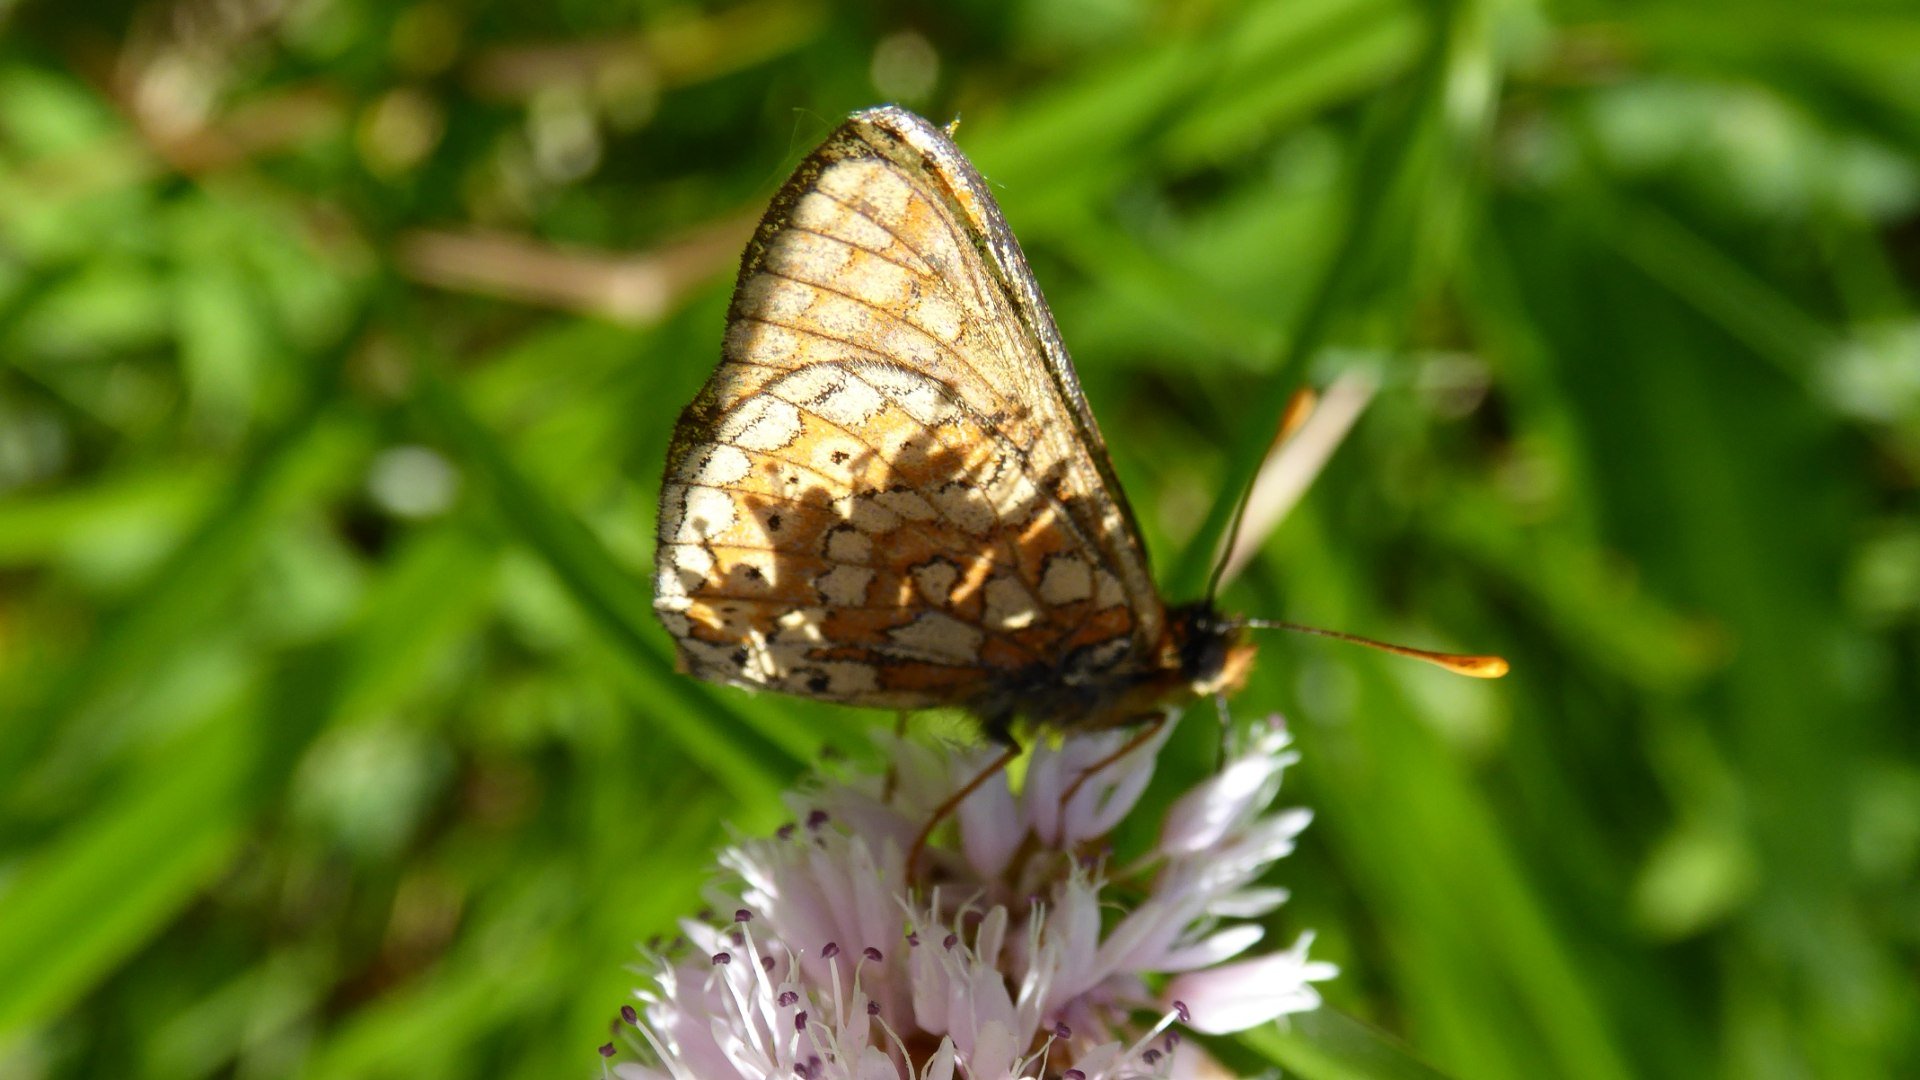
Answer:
[
  {"xmin": 1062, "ymin": 604, "xmax": 1136, "ymax": 653},
  {"xmin": 817, "ymin": 606, "xmax": 921, "ymax": 644},
  {"xmin": 866, "ymin": 522, "xmax": 952, "ymax": 566},
  {"xmin": 1008, "ymin": 510, "xmax": 1082, "ymax": 586},
  {"xmin": 944, "ymin": 554, "xmax": 998, "ymax": 612},
  {"xmin": 977, "ymin": 637, "xmax": 1033, "ymax": 668},
  {"xmin": 877, "ymin": 660, "xmax": 983, "ymax": 695}
]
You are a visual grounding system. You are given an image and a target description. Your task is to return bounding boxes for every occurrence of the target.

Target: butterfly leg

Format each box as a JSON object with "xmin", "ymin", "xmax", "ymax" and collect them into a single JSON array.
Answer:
[
  {"xmin": 907, "ymin": 741, "xmax": 1021, "ymax": 884},
  {"xmin": 1060, "ymin": 713, "xmax": 1169, "ymax": 807},
  {"xmin": 1213, "ymin": 691, "xmax": 1234, "ymax": 771},
  {"xmin": 881, "ymin": 710, "xmax": 910, "ymax": 804}
]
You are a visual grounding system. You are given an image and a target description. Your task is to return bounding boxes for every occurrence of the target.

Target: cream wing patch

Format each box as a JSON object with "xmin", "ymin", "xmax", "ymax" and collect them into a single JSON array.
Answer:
[{"xmin": 887, "ymin": 612, "xmax": 985, "ymax": 663}]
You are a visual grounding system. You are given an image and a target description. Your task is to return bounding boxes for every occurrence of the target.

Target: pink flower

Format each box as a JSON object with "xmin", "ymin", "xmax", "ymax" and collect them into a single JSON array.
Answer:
[{"xmin": 611, "ymin": 718, "xmax": 1332, "ymax": 1079}]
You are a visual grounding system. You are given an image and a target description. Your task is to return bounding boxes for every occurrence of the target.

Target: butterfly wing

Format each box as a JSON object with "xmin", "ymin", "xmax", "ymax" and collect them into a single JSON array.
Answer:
[{"xmin": 655, "ymin": 107, "xmax": 1164, "ymax": 716}]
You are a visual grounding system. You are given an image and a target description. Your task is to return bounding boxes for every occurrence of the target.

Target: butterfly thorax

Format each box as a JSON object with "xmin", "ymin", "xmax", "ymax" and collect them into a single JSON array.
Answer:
[
  {"xmin": 1167, "ymin": 602, "xmax": 1259, "ymax": 699},
  {"xmin": 969, "ymin": 603, "xmax": 1255, "ymax": 743}
]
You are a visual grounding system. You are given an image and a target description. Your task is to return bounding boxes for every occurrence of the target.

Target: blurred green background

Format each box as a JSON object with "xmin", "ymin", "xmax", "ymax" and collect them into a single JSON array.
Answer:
[{"xmin": 2, "ymin": 0, "xmax": 1917, "ymax": 1077}]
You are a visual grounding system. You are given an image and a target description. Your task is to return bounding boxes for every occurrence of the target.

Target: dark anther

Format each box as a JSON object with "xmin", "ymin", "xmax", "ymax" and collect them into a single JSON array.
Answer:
[
  {"xmin": 735, "ymin": 909, "xmax": 753, "ymax": 923},
  {"xmin": 620, "ymin": 1005, "xmax": 638, "ymax": 1025},
  {"xmin": 598, "ymin": 1043, "xmax": 615, "ymax": 1059},
  {"xmin": 863, "ymin": 946, "xmax": 883, "ymax": 962},
  {"xmin": 711, "ymin": 951, "xmax": 731, "ymax": 965},
  {"xmin": 778, "ymin": 990, "xmax": 799, "ymax": 1007},
  {"xmin": 820, "ymin": 941, "xmax": 840, "ymax": 959},
  {"xmin": 806, "ymin": 809, "xmax": 830, "ymax": 829}
]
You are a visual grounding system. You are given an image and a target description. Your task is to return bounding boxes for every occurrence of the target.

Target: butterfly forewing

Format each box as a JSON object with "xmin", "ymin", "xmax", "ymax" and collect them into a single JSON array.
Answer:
[{"xmin": 655, "ymin": 108, "xmax": 1164, "ymax": 718}]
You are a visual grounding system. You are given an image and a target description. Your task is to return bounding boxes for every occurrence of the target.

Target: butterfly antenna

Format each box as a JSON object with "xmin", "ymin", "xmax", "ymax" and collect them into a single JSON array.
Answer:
[
  {"xmin": 1204, "ymin": 388, "xmax": 1320, "ymax": 606},
  {"xmin": 1243, "ymin": 619, "xmax": 1510, "ymax": 678}
]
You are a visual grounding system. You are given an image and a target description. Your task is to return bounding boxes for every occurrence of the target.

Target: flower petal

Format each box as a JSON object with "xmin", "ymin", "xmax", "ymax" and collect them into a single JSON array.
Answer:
[
  {"xmin": 921, "ymin": 1038, "xmax": 957, "ymax": 1080},
  {"xmin": 1161, "ymin": 933, "xmax": 1337, "ymax": 1034},
  {"xmin": 957, "ymin": 760, "xmax": 1022, "ymax": 879},
  {"xmin": 856, "ymin": 1045, "xmax": 901, "ymax": 1080},
  {"xmin": 1204, "ymin": 886, "xmax": 1290, "ymax": 920},
  {"xmin": 969, "ymin": 1019, "xmax": 1021, "ymax": 1080},
  {"xmin": 1154, "ymin": 923, "xmax": 1265, "ymax": 971},
  {"xmin": 1158, "ymin": 733, "xmax": 1297, "ymax": 857}
]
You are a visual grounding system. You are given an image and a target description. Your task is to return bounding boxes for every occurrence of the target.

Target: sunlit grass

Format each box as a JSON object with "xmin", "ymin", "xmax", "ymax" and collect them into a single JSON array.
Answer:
[{"xmin": 1, "ymin": 0, "xmax": 1916, "ymax": 1077}]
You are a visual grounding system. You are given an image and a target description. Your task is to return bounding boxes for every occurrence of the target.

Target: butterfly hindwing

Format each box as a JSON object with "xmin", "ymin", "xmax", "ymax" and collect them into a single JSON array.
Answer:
[{"xmin": 655, "ymin": 107, "xmax": 1162, "ymax": 718}]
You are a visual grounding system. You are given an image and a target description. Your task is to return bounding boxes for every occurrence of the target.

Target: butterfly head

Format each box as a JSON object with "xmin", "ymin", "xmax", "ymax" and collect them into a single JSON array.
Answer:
[{"xmin": 1168, "ymin": 603, "xmax": 1258, "ymax": 700}]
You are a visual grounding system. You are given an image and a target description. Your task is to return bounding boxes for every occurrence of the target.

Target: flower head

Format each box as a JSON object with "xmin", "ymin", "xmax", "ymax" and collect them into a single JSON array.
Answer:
[{"xmin": 614, "ymin": 718, "xmax": 1333, "ymax": 1080}]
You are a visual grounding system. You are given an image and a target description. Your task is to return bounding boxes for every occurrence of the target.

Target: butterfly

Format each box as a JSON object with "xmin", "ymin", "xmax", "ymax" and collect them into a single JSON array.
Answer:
[{"xmin": 654, "ymin": 106, "xmax": 1502, "ymax": 748}]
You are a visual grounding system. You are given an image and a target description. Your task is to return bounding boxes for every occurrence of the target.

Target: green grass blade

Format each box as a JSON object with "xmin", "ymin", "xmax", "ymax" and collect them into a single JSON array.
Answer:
[
  {"xmin": 1231, "ymin": 1010, "xmax": 1456, "ymax": 1080},
  {"xmin": 0, "ymin": 714, "xmax": 251, "ymax": 1042},
  {"xmin": 1168, "ymin": 2, "xmax": 1460, "ymax": 598},
  {"xmin": 0, "ymin": 294, "xmax": 374, "ymax": 784}
]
